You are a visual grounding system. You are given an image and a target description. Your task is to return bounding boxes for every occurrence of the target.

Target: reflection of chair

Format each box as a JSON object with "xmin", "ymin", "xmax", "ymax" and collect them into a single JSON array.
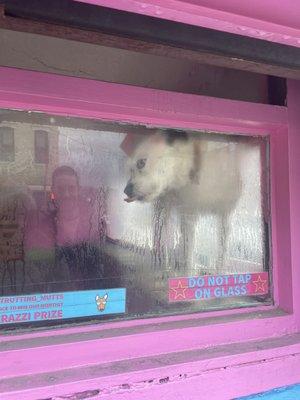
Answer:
[
  {"xmin": 0, "ymin": 183, "xmax": 36, "ymax": 263},
  {"xmin": 0, "ymin": 184, "xmax": 36, "ymax": 294},
  {"xmin": 0, "ymin": 225, "xmax": 23, "ymax": 262}
]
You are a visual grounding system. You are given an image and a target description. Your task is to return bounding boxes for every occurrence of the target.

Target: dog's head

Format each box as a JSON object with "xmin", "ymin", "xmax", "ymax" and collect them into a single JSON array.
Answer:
[{"xmin": 124, "ymin": 131, "xmax": 193, "ymax": 203}]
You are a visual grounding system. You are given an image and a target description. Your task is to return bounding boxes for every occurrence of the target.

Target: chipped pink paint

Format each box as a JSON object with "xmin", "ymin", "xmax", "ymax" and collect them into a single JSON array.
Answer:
[
  {"xmin": 76, "ymin": 0, "xmax": 300, "ymax": 48},
  {"xmin": 0, "ymin": 67, "xmax": 299, "ymax": 399}
]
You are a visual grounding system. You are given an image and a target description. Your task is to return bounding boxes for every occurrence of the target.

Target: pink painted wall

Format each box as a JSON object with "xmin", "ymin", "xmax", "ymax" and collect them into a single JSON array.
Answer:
[
  {"xmin": 0, "ymin": 4, "xmax": 299, "ymax": 399},
  {"xmin": 76, "ymin": 0, "xmax": 300, "ymax": 48}
]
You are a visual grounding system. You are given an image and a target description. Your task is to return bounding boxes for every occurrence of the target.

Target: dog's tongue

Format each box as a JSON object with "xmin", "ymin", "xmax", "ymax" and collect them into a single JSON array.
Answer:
[{"xmin": 124, "ymin": 196, "xmax": 137, "ymax": 203}]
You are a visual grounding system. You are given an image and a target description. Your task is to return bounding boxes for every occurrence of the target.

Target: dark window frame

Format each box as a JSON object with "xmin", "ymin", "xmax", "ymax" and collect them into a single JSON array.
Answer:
[
  {"xmin": 0, "ymin": 126, "xmax": 15, "ymax": 162},
  {"xmin": 34, "ymin": 129, "xmax": 49, "ymax": 164}
]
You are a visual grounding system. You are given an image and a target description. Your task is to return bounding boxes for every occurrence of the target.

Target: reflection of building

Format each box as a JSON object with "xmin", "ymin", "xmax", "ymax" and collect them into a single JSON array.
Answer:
[
  {"xmin": 0, "ymin": 122, "xmax": 59, "ymax": 205},
  {"xmin": 0, "ymin": 122, "xmax": 59, "ymax": 261}
]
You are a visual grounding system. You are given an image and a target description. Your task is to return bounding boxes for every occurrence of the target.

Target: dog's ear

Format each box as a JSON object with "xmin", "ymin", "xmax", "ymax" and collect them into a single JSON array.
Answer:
[
  {"xmin": 120, "ymin": 133, "xmax": 145, "ymax": 156},
  {"xmin": 149, "ymin": 132, "xmax": 167, "ymax": 145},
  {"xmin": 164, "ymin": 129, "xmax": 188, "ymax": 144}
]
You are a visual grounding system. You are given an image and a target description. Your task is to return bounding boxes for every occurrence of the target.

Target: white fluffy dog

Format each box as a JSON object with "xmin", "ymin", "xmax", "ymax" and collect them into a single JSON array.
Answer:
[{"xmin": 124, "ymin": 130, "xmax": 242, "ymax": 273}]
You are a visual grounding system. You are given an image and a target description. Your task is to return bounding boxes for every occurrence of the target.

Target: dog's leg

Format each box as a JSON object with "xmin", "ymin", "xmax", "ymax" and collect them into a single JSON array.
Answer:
[
  {"xmin": 178, "ymin": 211, "xmax": 197, "ymax": 274},
  {"xmin": 215, "ymin": 213, "xmax": 230, "ymax": 275},
  {"xmin": 152, "ymin": 197, "xmax": 171, "ymax": 270}
]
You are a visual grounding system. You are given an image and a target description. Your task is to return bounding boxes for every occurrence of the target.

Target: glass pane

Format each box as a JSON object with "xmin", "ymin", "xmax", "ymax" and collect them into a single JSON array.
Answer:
[
  {"xmin": 0, "ymin": 110, "xmax": 271, "ymax": 328},
  {"xmin": 35, "ymin": 130, "xmax": 48, "ymax": 148},
  {"xmin": 2, "ymin": 129, "xmax": 14, "ymax": 146},
  {"xmin": 34, "ymin": 130, "xmax": 49, "ymax": 164},
  {"xmin": 0, "ymin": 126, "xmax": 14, "ymax": 162}
]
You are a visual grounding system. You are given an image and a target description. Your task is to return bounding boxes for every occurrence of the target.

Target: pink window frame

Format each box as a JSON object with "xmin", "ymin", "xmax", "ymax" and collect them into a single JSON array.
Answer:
[{"xmin": 0, "ymin": 67, "xmax": 298, "ymax": 381}]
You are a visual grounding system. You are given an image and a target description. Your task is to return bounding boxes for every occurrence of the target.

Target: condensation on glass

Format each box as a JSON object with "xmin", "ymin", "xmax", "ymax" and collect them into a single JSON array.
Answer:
[{"xmin": 0, "ymin": 109, "xmax": 271, "ymax": 326}]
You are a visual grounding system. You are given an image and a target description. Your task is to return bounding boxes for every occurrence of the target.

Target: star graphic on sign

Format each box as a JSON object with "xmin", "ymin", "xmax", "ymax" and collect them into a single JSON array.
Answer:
[
  {"xmin": 253, "ymin": 275, "xmax": 267, "ymax": 293},
  {"xmin": 171, "ymin": 281, "xmax": 188, "ymax": 300}
]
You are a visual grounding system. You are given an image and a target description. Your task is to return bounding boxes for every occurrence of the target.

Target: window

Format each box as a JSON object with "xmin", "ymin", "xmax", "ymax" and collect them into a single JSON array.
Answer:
[
  {"xmin": 34, "ymin": 130, "xmax": 49, "ymax": 164},
  {"xmin": 0, "ymin": 126, "xmax": 14, "ymax": 162},
  {"xmin": 0, "ymin": 68, "xmax": 294, "ymax": 353},
  {"xmin": 0, "ymin": 110, "xmax": 271, "ymax": 327}
]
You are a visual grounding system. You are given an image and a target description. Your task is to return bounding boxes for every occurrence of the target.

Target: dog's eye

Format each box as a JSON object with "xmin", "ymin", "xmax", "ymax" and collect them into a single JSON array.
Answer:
[{"xmin": 136, "ymin": 158, "xmax": 146, "ymax": 170}]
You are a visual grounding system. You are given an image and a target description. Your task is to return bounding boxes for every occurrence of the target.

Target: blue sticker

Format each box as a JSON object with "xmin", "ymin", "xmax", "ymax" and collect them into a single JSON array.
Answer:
[{"xmin": 0, "ymin": 288, "xmax": 126, "ymax": 324}]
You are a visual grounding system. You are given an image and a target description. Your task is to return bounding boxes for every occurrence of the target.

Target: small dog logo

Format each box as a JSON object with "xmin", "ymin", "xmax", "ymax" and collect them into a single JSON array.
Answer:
[{"xmin": 95, "ymin": 293, "xmax": 108, "ymax": 311}]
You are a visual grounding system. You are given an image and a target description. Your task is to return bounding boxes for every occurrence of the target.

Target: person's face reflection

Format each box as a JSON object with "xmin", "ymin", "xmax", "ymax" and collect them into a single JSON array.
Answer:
[{"xmin": 52, "ymin": 174, "xmax": 79, "ymax": 216}]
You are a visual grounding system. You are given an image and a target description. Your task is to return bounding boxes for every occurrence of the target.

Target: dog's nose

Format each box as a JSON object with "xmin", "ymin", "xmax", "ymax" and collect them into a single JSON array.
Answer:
[{"xmin": 124, "ymin": 182, "xmax": 134, "ymax": 197}]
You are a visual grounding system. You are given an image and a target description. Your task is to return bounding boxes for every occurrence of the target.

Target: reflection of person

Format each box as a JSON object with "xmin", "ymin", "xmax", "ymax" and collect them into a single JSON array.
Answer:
[
  {"xmin": 50, "ymin": 166, "xmax": 103, "ymax": 290},
  {"xmin": 26, "ymin": 166, "xmax": 99, "ymax": 249},
  {"xmin": 26, "ymin": 166, "xmax": 106, "ymax": 291},
  {"xmin": 50, "ymin": 166, "xmax": 96, "ymax": 247}
]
